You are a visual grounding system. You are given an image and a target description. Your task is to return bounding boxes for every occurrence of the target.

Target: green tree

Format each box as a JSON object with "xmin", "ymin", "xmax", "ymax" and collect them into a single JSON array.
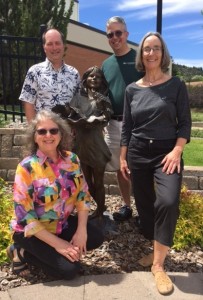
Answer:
[
  {"xmin": 0, "ymin": 0, "xmax": 75, "ymax": 37},
  {"xmin": 0, "ymin": 1, "xmax": 22, "ymax": 35}
]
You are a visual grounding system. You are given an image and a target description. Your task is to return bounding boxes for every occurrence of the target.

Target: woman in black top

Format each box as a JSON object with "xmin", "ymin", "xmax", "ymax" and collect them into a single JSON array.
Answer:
[{"xmin": 120, "ymin": 32, "xmax": 191, "ymax": 295}]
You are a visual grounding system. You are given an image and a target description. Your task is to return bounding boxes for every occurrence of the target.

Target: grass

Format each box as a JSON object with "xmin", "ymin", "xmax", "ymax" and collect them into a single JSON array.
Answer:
[
  {"xmin": 184, "ymin": 109, "xmax": 203, "ymax": 166},
  {"xmin": 191, "ymin": 129, "xmax": 203, "ymax": 138},
  {"xmin": 183, "ymin": 139, "xmax": 203, "ymax": 166}
]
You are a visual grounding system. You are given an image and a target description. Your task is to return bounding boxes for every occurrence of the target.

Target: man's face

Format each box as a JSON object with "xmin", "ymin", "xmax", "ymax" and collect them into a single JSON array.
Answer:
[
  {"xmin": 106, "ymin": 22, "xmax": 129, "ymax": 54},
  {"xmin": 43, "ymin": 30, "xmax": 65, "ymax": 64}
]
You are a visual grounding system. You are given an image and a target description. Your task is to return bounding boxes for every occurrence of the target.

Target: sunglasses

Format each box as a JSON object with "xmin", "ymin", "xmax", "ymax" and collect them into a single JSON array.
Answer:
[
  {"xmin": 106, "ymin": 30, "xmax": 124, "ymax": 39},
  {"xmin": 36, "ymin": 128, "xmax": 60, "ymax": 135}
]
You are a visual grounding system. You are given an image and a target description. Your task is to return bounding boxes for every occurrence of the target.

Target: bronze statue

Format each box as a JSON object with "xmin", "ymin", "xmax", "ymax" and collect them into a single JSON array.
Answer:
[{"xmin": 53, "ymin": 66, "xmax": 113, "ymax": 218}]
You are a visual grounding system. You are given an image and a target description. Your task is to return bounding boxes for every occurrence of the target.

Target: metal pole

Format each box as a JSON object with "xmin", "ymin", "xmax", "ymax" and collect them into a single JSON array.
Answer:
[
  {"xmin": 40, "ymin": 24, "xmax": 47, "ymax": 60},
  {"xmin": 40, "ymin": 24, "xmax": 47, "ymax": 37},
  {"xmin": 156, "ymin": 0, "xmax": 162, "ymax": 34}
]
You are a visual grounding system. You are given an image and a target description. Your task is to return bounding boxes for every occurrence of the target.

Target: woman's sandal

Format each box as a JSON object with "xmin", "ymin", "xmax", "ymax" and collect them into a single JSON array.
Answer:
[
  {"xmin": 151, "ymin": 266, "xmax": 174, "ymax": 295},
  {"xmin": 6, "ymin": 244, "xmax": 30, "ymax": 277}
]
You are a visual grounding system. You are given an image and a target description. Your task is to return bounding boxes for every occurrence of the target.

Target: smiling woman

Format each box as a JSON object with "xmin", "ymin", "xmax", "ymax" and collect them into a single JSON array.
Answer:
[
  {"xmin": 34, "ymin": 119, "xmax": 61, "ymax": 162},
  {"xmin": 6, "ymin": 109, "xmax": 104, "ymax": 280},
  {"xmin": 120, "ymin": 31, "xmax": 191, "ymax": 295}
]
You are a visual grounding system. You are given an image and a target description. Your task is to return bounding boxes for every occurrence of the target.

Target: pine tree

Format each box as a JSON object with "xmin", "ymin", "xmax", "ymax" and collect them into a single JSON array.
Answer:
[{"xmin": 0, "ymin": 0, "xmax": 75, "ymax": 37}]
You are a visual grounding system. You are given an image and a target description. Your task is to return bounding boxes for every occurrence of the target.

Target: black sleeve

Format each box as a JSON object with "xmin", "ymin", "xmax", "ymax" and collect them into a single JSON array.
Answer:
[
  {"xmin": 121, "ymin": 86, "xmax": 134, "ymax": 146},
  {"xmin": 176, "ymin": 80, "xmax": 192, "ymax": 142}
]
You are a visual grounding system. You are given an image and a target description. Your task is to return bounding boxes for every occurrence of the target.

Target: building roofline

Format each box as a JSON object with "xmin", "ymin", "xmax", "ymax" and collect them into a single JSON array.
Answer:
[{"xmin": 69, "ymin": 19, "xmax": 139, "ymax": 47}]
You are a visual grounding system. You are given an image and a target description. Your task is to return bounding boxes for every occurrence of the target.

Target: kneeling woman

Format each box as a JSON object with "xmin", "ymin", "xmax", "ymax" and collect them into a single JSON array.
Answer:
[{"xmin": 7, "ymin": 110, "xmax": 104, "ymax": 279}]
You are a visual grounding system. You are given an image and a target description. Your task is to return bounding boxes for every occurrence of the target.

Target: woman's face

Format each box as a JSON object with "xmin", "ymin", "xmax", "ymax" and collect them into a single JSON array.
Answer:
[
  {"xmin": 142, "ymin": 35, "xmax": 163, "ymax": 71},
  {"xmin": 34, "ymin": 119, "xmax": 61, "ymax": 154},
  {"xmin": 86, "ymin": 71, "xmax": 102, "ymax": 91}
]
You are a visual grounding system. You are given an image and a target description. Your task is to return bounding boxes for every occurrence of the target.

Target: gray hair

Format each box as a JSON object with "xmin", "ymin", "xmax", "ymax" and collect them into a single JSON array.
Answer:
[
  {"xmin": 26, "ymin": 110, "xmax": 72, "ymax": 156},
  {"xmin": 106, "ymin": 16, "xmax": 127, "ymax": 31},
  {"xmin": 136, "ymin": 32, "xmax": 171, "ymax": 72}
]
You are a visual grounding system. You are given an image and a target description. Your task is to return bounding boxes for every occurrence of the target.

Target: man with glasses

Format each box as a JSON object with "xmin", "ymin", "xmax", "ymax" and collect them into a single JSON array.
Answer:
[
  {"xmin": 19, "ymin": 28, "xmax": 80, "ymax": 123},
  {"xmin": 102, "ymin": 16, "xmax": 142, "ymax": 222}
]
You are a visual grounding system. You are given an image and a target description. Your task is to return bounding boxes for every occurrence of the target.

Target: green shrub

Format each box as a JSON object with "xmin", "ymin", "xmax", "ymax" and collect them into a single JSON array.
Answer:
[
  {"xmin": 191, "ymin": 108, "xmax": 203, "ymax": 122},
  {"xmin": 173, "ymin": 185, "xmax": 203, "ymax": 250},
  {"xmin": 191, "ymin": 75, "xmax": 203, "ymax": 82},
  {"xmin": 187, "ymin": 85, "xmax": 203, "ymax": 108},
  {"xmin": 0, "ymin": 178, "xmax": 13, "ymax": 262},
  {"xmin": 191, "ymin": 129, "xmax": 203, "ymax": 138}
]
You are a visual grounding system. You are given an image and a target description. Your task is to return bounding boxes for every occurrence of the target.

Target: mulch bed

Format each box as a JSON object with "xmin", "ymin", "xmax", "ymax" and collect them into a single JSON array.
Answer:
[{"xmin": 1, "ymin": 195, "xmax": 203, "ymax": 291}]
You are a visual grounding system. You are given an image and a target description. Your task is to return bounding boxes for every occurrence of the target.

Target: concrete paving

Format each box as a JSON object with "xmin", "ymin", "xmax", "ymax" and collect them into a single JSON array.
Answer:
[{"xmin": 0, "ymin": 272, "xmax": 202, "ymax": 300}]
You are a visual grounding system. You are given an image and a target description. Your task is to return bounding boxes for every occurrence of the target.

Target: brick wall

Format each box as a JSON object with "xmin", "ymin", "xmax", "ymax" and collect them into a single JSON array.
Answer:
[
  {"xmin": 64, "ymin": 43, "xmax": 110, "ymax": 77},
  {"xmin": 0, "ymin": 128, "xmax": 203, "ymax": 194}
]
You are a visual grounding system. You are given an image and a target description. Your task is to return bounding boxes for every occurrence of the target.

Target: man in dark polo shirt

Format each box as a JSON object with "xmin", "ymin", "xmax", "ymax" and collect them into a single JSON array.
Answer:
[{"xmin": 102, "ymin": 16, "xmax": 142, "ymax": 222}]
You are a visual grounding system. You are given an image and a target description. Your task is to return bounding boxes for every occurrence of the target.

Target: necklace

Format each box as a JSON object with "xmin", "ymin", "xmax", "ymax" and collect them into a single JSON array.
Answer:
[{"xmin": 144, "ymin": 74, "xmax": 164, "ymax": 86}]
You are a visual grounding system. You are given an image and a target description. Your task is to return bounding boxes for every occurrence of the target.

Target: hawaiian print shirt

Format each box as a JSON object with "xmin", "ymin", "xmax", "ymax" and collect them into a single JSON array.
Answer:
[
  {"xmin": 11, "ymin": 150, "xmax": 90, "ymax": 237},
  {"xmin": 19, "ymin": 58, "xmax": 80, "ymax": 111}
]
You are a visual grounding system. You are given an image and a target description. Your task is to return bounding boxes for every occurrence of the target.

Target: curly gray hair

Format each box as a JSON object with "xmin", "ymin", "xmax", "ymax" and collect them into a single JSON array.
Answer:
[{"xmin": 26, "ymin": 110, "xmax": 72, "ymax": 156}]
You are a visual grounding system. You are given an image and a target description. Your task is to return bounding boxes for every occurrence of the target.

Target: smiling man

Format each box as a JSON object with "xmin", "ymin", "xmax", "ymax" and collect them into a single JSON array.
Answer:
[
  {"xmin": 101, "ymin": 16, "xmax": 142, "ymax": 222},
  {"xmin": 19, "ymin": 28, "xmax": 80, "ymax": 123}
]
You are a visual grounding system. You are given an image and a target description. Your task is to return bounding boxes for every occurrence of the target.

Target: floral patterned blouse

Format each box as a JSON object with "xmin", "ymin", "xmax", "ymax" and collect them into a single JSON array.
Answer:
[
  {"xmin": 10, "ymin": 150, "xmax": 90, "ymax": 237},
  {"xmin": 19, "ymin": 58, "xmax": 80, "ymax": 112}
]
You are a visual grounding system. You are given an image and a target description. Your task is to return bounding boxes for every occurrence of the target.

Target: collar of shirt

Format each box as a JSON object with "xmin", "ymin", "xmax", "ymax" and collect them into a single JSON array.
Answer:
[
  {"xmin": 45, "ymin": 58, "xmax": 65, "ymax": 72},
  {"xmin": 36, "ymin": 149, "xmax": 65, "ymax": 165}
]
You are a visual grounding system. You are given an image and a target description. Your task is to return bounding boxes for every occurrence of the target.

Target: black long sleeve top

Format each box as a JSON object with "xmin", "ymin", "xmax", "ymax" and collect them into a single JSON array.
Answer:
[{"xmin": 121, "ymin": 77, "xmax": 191, "ymax": 146}]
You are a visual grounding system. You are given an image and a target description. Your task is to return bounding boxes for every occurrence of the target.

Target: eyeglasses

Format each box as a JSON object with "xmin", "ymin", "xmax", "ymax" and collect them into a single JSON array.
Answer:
[
  {"xmin": 106, "ymin": 30, "xmax": 124, "ymax": 39},
  {"xmin": 142, "ymin": 46, "xmax": 163, "ymax": 54},
  {"xmin": 36, "ymin": 128, "xmax": 60, "ymax": 135}
]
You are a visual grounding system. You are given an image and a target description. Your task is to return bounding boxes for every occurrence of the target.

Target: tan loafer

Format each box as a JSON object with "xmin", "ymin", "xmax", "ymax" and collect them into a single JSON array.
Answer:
[{"xmin": 151, "ymin": 267, "xmax": 173, "ymax": 295}]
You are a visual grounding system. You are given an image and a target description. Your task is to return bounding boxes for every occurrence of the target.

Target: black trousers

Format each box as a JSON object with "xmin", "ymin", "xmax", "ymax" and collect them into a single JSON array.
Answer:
[
  {"xmin": 13, "ymin": 215, "xmax": 104, "ymax": 279},
  {"xmin": 128, "ymin": 138, "xmax": 183, "ymax": 247}
]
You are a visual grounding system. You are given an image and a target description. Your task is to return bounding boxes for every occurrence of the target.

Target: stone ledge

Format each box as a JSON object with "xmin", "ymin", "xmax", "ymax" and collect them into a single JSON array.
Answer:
[
  {"xmin": 0, "ymin": 158, "xmax": 20, "ymax": 169},
  {"xmin": 184, "ymin": 166, "xmax": 203, "ymax": 176},
  {"xmin": 0, "ymin": 128, "xmax": 203, "ymax": 192},
  {"xmin": 104, "ymin": 168, "xmax": 203, "ymax": 194}
]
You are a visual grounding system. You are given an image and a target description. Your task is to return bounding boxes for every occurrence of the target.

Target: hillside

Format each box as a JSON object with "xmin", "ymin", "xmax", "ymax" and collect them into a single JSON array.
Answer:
[{"xmin": 172, "ymin": 63, "xmax": 203, "ymax": 82}]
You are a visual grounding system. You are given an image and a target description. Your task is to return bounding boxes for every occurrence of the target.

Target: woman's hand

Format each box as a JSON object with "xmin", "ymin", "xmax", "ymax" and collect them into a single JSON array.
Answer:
[
  {"xmin": 55, "ymin": 239, "xmax": 80, "ymax": 262},
  {"xmin": 120, "ymin": 159, "xmax": 131, "ymax": 181},
  {"xmin": 161, "ymin": 138, "xmax": 187, "ymax": 174},
  {"xmin": 161, "ymin": 150, "xmax": 182, "ymax": 174},
  {"xmin": 120, "ymin": 146, "xmax": 131, "ymax": 180},
  {"xmin": 71, "ymin": 228, "xmax": 87, "ymax": 258},
  {"xmin": 35, "ymin": 229, "xmax": 80, "ymax": 262},
  {"xmin": 71, "ymin": 210, "xmax": 88, "ymax": 258}
]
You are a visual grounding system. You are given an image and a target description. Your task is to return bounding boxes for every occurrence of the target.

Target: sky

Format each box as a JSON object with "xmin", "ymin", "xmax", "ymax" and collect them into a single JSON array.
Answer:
[{"xmin": 78, "ymin": 0, "xmax": 203, "ymax": 69}]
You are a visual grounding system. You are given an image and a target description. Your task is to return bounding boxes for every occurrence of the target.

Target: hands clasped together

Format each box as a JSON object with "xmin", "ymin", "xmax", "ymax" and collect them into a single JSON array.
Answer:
[{"xmin": 56, "ymin": 230, "xmax": 87, "ymax": 262}]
